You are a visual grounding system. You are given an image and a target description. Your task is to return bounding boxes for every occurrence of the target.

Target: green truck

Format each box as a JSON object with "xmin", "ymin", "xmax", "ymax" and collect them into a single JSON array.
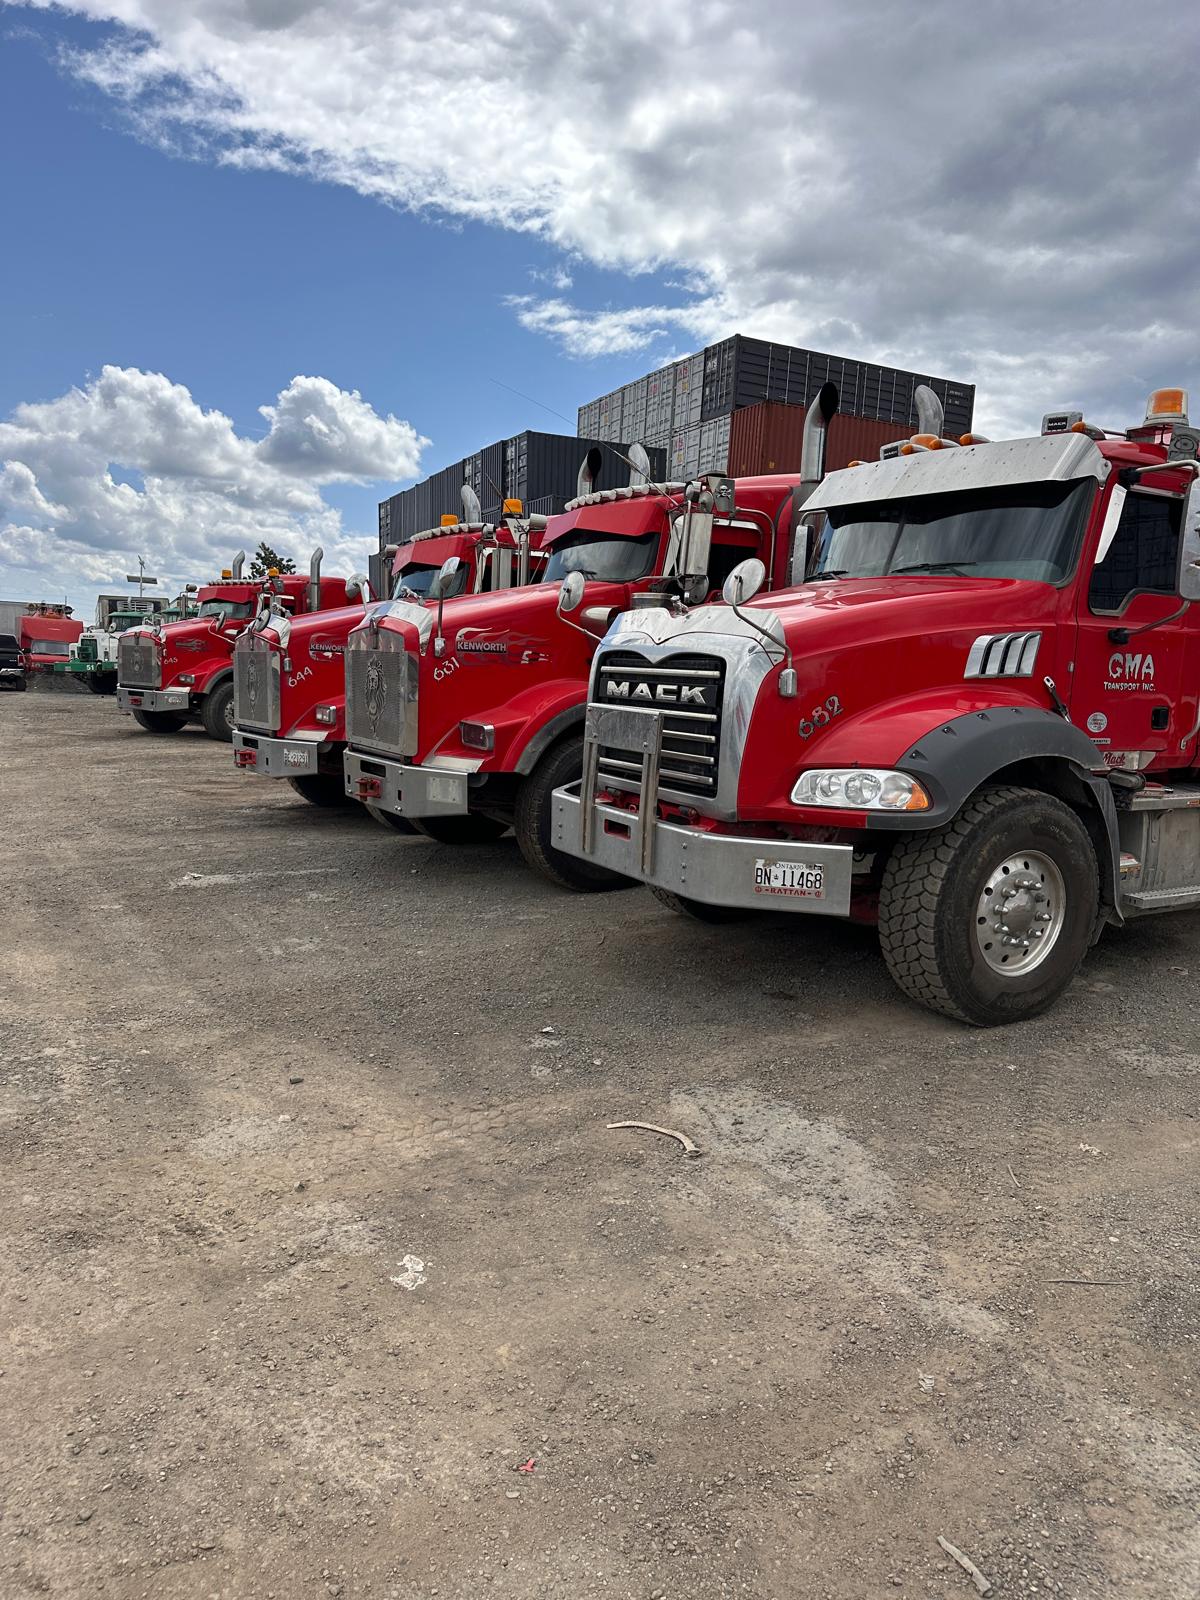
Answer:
[{"xmin": 55, "ymin": 602, "xmax": 194, "ymax": 693}]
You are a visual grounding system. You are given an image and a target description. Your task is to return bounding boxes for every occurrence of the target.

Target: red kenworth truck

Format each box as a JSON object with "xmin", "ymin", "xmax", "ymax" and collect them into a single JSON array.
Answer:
[
  {"xmin": 116, "ymin": 549, "xmax": 356, "ymax": 741},
  {"xmin": 231, "ymin": 493, "xmax": 546, "ymax": 809},
  {"xmin": 341, "ymin": 395, "xmax": 840, "ymax": 887},
  {"xmin": 551, "ymin": 386, "xmax": 1200, "ymax": 1026}
]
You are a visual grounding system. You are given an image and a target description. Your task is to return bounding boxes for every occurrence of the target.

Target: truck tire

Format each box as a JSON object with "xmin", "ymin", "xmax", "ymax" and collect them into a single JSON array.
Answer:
[
  {"xmin": 514, "ymin": 735, "xmax": 634, "ymax": 892},
  {"xmin": 86, "ymin": 675, "xmax": 115, "ymax": 695},
  {"xmin": 364, "ymin": 803, "xmax": 418, "ymax": 835},
  {"xmin": 650, "ymin": 885, "xmax": 746, "ymax": 924},
  {"xmin": 200, "ymin": 680, "xmax": 236, "ymax": 742},
  {"xmin": 878, "ymin": 784, "xmax": 1098, "ymax": 1026},
  {"xmin": 412, "ymin": 814, "xmax": 510, "ymax": 845},
  {"xmin": 132, "ymin": 707, "xmax": 189, "ymax": 733},
  {"xmin": 287, "ymin": 774, "xmax": 353, "ymax": 808}
]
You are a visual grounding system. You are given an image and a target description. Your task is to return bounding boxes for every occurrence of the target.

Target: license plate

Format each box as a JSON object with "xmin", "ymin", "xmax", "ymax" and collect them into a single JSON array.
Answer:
[
  {"xmin": 284, "ymin": 749, "xmax": 310, "ymax": 767},
  {"xmin": 754, "ymin": 858, "xmax": 825, "ymax": 898}
]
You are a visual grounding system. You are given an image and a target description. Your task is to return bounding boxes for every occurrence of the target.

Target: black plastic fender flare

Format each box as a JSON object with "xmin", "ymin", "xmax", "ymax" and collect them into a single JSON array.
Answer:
[{"xmin": 891, "ymin": 705, "xmax": 1122, "ymax": 924}]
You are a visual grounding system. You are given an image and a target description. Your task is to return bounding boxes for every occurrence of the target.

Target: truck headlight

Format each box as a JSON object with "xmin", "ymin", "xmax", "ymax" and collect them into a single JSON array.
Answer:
[
  {"xmin": 791, "ymin": 768, "xmax": 931, "ymax": 812},
  {"xmin": 459, "ymin": 720, "xmax": 495, "ymax": 752},
  {"xmin": 177, "ymin": 673, "xmax": 196, "ymax": 685},
  {"xmin": 314, "ymin": 704, "xmax": 337, "ymax": 725}
]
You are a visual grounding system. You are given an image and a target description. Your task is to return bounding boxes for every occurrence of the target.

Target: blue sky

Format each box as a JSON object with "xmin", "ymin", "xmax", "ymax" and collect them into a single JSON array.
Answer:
[
  {"xmin": 0, "ymin": 9, "xmax": 680, "ymax": 613},
  {"xmin": 2, "ymin": 1, "xmax": 1195, "ymax": 617}
]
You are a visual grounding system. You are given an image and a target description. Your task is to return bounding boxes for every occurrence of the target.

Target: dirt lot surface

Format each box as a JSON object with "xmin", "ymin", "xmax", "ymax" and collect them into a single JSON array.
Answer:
[{"xmin": 2, "ymin": 693, "xmax": 1198, "ymax": 1600}]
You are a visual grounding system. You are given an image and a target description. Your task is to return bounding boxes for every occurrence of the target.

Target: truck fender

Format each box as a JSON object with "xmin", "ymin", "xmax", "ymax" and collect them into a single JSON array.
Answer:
[
  {"xmin": 898, "ymin": 706, "xmax": 1122, "ymax": 925},
  {"xmin": 199, "ymin": 666, "xmax": 233, "ymax": 698},
  {"xmin": 512, "ymin": 704, "xmax": 586, "ymax": 776}
]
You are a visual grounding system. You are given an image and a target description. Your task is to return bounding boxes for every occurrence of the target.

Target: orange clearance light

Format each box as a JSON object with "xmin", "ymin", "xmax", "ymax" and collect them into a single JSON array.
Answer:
[
  {"xmin": 503, "ymin": 498, "xmax": 524, "ymax": 515},
  {"xmin": 847, "ymin": 459, "xmax": 864, "ymax": 468},
  {"xmin": 912, "ymin": 433, "xmax": 942, "ymax": 450},
  {"xmin": 959, "ymin": 432, "xmax": 991, "ymax": 446},
  {"xmin": 440, "ymin": 513, "xmax": 458, "ymax": 527},
  {"xmin": 1145, "ymin": 387, "xmax": 1188, "ymax": 423},
  {"xmin": 268, "ymin": 567, "xmax": 279, "ymax": 577},
  {"xmin": 1070, "ymin": 420, "xmax": 1089, "ymax": 433},
  {"xmin": 221, "ymin": 568, "xmax": 232, "ymax": 578},
  {"xmin": 900, "ymin": 443, "xmax": 916, "ymax": 455}
]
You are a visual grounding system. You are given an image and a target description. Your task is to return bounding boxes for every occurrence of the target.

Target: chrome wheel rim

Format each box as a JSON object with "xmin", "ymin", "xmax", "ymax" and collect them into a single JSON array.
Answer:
[
  {"xmin": 224, "ymin": 697, "xmax": 235, "ymax": 730},
  {"xmin": 974, "ymin": 849, "xmax": 1066, "ymax": 976}
]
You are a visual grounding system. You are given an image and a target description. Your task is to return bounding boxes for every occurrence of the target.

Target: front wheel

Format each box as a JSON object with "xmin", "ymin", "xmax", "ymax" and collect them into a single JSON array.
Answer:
[
  {"xmin": 364, "ymin": 803, "xmax": 418, "ymax": 836},
  {"xmin": 200, "ymin": 680, "xmax": 236, "ymax": 742},
  {"xmin": 514, "ymin": 735, "xmax": 635, "ymax": 892},
  {"xmin": 412, "ymin": 813, "xmax": 510, "ymax": 845},
  {"xmin": 878, "ymin": 785, "xmax": 1099, "ymax": 1026},
  {"xmin": 287, "ymin": 774, "xmax": 353, "ymax": 808},
  {"xmin": 650, "ymin": 885, "xmax": 747, "ymax": 924},
  {"xmin": 86, "ymin": 675, "xmax": 116, "ymax": 695},
  {"xmin": 132, "ymin": 707, "xmax": 189, "ymax": 733}
]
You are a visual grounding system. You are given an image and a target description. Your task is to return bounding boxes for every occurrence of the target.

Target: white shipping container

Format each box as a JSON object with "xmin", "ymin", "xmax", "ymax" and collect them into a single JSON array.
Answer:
[
  {"xmin": 646, "ymin": 363, "xmax": 677, "ymax": 440},
  {"xmin": 673, "ymin": 352, "xmax": 704, "ymax": 431},
  {"xmin": 698, "ymin": 414, "xmax": 731, "ymax": 473},
  {"xmin": 622, "ymin": 379, "xmax": 648, "ymax": 445},
  {"xmin": 670, "ymin": 421, "xmax": 704, "ymax": 480}
]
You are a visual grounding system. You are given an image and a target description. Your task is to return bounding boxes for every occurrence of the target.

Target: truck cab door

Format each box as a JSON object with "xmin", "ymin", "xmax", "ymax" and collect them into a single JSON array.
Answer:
[{"xmin": 1071, "ymin": 485, "xmax": 1190, "ymax": 771}]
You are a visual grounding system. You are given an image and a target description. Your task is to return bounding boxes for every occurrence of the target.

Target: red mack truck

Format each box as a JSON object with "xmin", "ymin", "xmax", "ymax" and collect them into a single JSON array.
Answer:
[
  {"xmin": 341, "ymin": 409, "xmax": 840, "ymax": 885},
  {"xmin": 116, "ymin": 550, "xmax": 355, "ymax": 741},
  {"xmin": 551, "ymin": 386, "xmax": 1200, "ymax": 1026},
  {"xmin": 230, "ymin": 492, "xmax": 546, "ymax": 808}
]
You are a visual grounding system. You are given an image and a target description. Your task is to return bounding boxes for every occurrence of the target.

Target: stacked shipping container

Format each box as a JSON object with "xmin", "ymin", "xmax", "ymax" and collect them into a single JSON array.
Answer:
[
  {"xmin": 577, "ymin": 334, "xmax": 975, "ymax": 480},
  {"xmin": 378, "ymin": 433, "xmax": 668, "ymax": 548}
]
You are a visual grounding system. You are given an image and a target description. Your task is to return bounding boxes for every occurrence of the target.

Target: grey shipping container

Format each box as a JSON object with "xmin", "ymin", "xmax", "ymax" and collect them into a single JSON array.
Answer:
[
  {"xmin": 381, "ymin": 431, "xmax": 668, "ymax": 552},
  {"xmin": 581, "ymin": 334, "xmax": 974, "ymax": 438}
]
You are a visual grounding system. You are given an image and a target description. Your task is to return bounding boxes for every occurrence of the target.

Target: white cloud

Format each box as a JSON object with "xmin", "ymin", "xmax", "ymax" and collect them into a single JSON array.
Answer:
[
  {"xmin": 12, "ymin": 1, "xmax": 1200, "ymax": 433},
  {"xmin": 0, "ymin": 366, "xmax": 427, "ymax": 609}
]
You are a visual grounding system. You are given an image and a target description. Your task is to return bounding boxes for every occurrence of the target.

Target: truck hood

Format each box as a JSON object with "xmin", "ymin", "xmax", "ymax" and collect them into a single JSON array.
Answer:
[
  {"xmin": 747, "ymin": 575, "xmax": 1062, "ymax": 649},
  {"xmin": 369, "ymin": 579, "xmax": 627, "ymax": 650},
  {"xmin": 158, "ymin": 615, "xmax": 243, "ymax": 652}
]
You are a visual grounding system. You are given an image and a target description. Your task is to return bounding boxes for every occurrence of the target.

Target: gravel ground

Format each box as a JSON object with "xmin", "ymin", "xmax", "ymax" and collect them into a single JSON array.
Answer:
[{"xmin": 2, "ymin": 692, "xmax": 1198, "ymax": 1600}]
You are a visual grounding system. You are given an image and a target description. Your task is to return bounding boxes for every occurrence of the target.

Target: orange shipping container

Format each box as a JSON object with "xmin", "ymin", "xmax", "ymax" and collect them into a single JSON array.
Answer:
[{"xmin": 728, "ymin": 401, "xmax": 912, "ymax": 478}]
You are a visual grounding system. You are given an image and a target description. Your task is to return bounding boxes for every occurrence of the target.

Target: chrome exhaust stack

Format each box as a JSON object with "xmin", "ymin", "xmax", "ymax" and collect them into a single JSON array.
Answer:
[
  {"xmin": 231, "ymin": 550, "xmax": 246, "ymax": 579},
  {"xmin": 790, "ymin": 383, "xmax": 839, "ymax": 582},
  {"xmin": 309, "ymin": 547, "xmax": 324, "ymax": 612},
  {"xmin": 576, "ymin": 446, "xmax": 603, "ymax": 500},
  {"xmin": 914, "ymin": 384, "xmax": 944, "ymax": 438},
  {"xmin": 626, "ymin": 442, "xmax": 652, "ymax": 486},
  {"xmin": 461, "ymin": 482, "xmax": 482, "ymax": 524}
]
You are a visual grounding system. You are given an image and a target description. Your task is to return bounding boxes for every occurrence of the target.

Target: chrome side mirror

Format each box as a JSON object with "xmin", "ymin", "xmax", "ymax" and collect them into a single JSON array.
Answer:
[
  {"xmin": 344, "ymin": 572, "xmax": 370, "ymax": 603},
  {"xmin": 722, "ymin": 558, "xmax": 766, "ymax": 608},
  {"xmin": 431, "ymin": 555, "xmax": 463, "ymax": 601},
  {"xmin": 558, "ymin": 571, "xmax": 586, "ymax": 614}
]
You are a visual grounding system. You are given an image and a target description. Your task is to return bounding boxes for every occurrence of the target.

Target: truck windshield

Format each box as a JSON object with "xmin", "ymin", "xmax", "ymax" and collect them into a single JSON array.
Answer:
[
  {"xmin": 542, "ymin": 531, "xmax": 658, "ymax": 584},
  {"xmin": 29, "ymin": 638, "xmax": 70, "ymax": 655},
  {"xmin": 197, "ymin": 600, "xmax": 254, "ymax": 620},
  {"xmin": 809, "ymin": 479, "xmax": 1093, "ymax": 585},
  {"xmin": 392, "ymin": 563, "xmax": 469, "ymax": 600}
]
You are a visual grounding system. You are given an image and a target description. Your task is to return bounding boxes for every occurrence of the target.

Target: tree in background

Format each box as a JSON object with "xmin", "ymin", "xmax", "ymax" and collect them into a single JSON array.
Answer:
[{"xmin": 248, "ymin": 542, "xmax": 297, "ymax": 577}]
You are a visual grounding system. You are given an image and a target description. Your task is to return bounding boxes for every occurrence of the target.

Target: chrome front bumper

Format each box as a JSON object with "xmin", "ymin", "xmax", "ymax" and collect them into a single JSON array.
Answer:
[
  {"xmin": 343, "ymin": 748, "xmax": 469, "ymax": 816},
  {"xmin": 233, "ymin": 730, "xmax": 325, "ymax": 778},
  {"xmin": 117, "ymin": 685, "xmax": 190, "ymax": 714},
  {"xmin": 551, "ymin": 782, "xmax": 855, "ymax": 916}
]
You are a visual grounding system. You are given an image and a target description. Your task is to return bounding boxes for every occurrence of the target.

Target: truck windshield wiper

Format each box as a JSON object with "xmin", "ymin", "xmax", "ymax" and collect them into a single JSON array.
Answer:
[
  {"xmin": 808, "ymin": 569, "xmax": 853, "ymax": 581},
  {"xmin": 891, "ymin": 560, "xmax": 978, "ymax": 575}
]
